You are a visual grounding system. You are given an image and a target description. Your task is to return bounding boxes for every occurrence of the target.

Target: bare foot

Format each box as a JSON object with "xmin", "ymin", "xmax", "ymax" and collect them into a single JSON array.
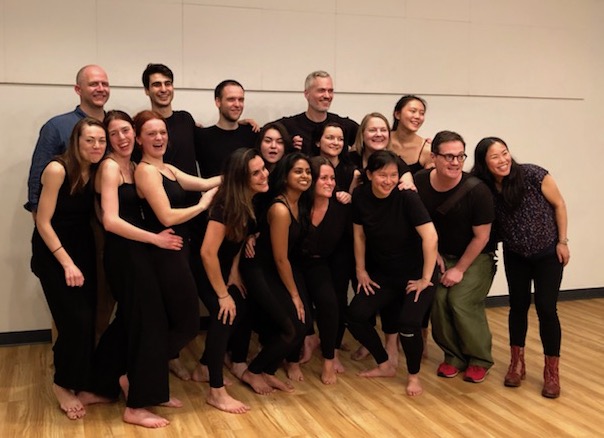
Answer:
[
  {"xmin": 169, "ymin": 358, "xmax": 191, "ymax": 381},
  {"xmin": 191, "ymin": 363, "xmax": 209, "ymax": 382},
  {"xmin": 422, "ymin": 328, "xmax": 429, "ymax": 359},
  {"xmin": 53, "ymin": 383, "xmax": 86, "ymax": 420},
  {"xmin": 206, "ymin": 387, "xmax": 250, "ymax": 414},
  {"xmin": 191, "ymin": 363, "xmax": 233, "ymax": 385},
  {"xmin": 385, "ymin": 334, "xmax": 399, "ymax": 368},
  {"xmin": 406, "ymin": 373, "xmax": 424, "ymax": 396},
  {"xmin": 262, "ymin": 374, "xmax": 295, "ymax": 393},
  {"xmin": 159, "ymin": 396, "xmax": 183, "ymax": 408},
  {"xmin": 284, "ymin": 362, "xmax": 304, "ymax": 381},
  {"xmin": 339, "ymin": 342, "xmax": 351, "ymax": 352},
  {"xmin": 333, "ymin": 352, "xmax": 346, "ymax": 374},
  {"xmin": 224, "ymin": 352, "xmax": 233, "ymax": 369},
  {"xmin": 77, "ymin": 391, "xmax": 113, "ymax": 406},
  {"xmin": 358, "ymin": 361, "xmax": 397, "ymax": 378},
  {"xmin": 241, "ymin": 370, "xmax": 274, "ymax": 395},
  {"xmin": 119, "ymin": 374, "xmax": 130, "ymax": 400},
  {"xmin": 230, "ymin": 362, "xmax": 248, "ymax": 380},
  {"xmin": 351, "ymin": 345, "xmax": 370, "ymax": 361},
  {"xmin": 321, "ymin": 359, "xmax": 337, "ymax": 385},
  {"xmin": 123, "ymin": 407, "xmax": 170, "ymax": 428},
  {"xmin": 300, "ymin": 334, "xmax": 320, "ymax": 364}
]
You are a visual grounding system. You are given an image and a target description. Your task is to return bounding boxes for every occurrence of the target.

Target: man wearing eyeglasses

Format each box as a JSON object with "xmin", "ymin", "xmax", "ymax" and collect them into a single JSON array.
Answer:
[{"xmin": 414, "ymin": 130, "xmax": 496, "ymax": 384}]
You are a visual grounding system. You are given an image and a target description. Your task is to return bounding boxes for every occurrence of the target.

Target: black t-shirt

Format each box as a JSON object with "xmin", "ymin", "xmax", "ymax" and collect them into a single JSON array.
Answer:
[
  {"xmin": 415, "ymin": 169, "xmax": 495, "ymax": 257},
  {"xmin": 352, "ymin": 183, "xmax": 431, "ymax": 277},
  {"xmin": 274, "ymin": 112, "xmax": 358, "ymax": 155},
  {"xmin": 195, "ymin": 124, "xmax": 258, "ymax": 178},
  {"xmin": 207, "ymin": 203, "xmax": 246, "ymax": 280},
  {"xmin": 163, "ymin": 111, "xmax": 198, "ymax": 177}
]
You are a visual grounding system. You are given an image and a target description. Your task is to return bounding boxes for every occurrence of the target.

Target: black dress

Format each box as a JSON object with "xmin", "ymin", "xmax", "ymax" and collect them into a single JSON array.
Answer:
[{"xmin": 31, "ymin": 163, "xmax": 97, "ymax": 391}]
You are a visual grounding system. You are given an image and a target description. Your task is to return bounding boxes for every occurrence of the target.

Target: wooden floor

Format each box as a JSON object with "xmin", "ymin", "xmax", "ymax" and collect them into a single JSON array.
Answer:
[{"xmin": 1, "ymin": 298, "xmax": 603, "ymax": 438}]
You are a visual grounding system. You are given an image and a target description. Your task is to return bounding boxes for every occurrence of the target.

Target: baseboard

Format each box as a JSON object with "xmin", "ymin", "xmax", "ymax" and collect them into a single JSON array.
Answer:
[
  {"xmin": 2, "ymin": 288, "xmax": 603, "ymax": 346},
  {"xmin": 486, "ymin": 287, "xmax": 604, "ymax": 308}
]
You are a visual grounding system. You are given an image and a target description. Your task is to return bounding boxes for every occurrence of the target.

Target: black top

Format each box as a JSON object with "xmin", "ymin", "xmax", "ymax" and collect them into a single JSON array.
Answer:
[
  {"xmin": 352, "ymin": 183, "xmax": 431, "ymax": 277},
  {"xmin": 141, "ymin": 173, "xmax": 189, "ymax": 238},
  {"xmin": 415, "ymin": 169, "xmax": 496, "ymax": 257},
  {"xmin": 255, "ymin": 198, "xmax": 304, "ymax": 265},
  {"xmin": 115, "ymin": 182, "xmax": 143, "ymax": 229},
  {"xmin": 334, "ymin": 160, "xmax": 358, "ymax": 193},
  {"xmin": 206, "ymin": 203, "xmax": 249, "ymax": 280},
  {"xmin": 305, "ymin": 199, "xmax": 352, "ymax": 258},
  {"xmin": 274, "ymin": 112, "xmax": 358, "ymax": 156},
  {"xmin": 195, "ymin": 124, "xmax": 258, "ymax": 178}
]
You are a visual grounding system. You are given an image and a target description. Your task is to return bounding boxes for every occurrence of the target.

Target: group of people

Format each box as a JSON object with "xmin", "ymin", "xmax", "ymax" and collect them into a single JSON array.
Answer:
[{"xmin": 26, "ymin": 64, "xmax": 570, "ymax": 428}]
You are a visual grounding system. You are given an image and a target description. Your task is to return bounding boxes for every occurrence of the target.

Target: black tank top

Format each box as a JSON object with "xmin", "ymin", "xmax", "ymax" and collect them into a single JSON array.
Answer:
[{"xmin": 141, "ymin": 173, "xmax": 189, "ymax": 237}]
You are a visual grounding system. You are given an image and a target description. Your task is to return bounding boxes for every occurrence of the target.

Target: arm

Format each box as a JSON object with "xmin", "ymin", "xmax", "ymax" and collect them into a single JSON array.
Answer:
[
  {"xmin": 135, "ymin": 163, "xmax": 217, "ymax": 227},
  {"xmin": 167, "ymin": 164, "xmax": 221, "ymax": 192},
  {"xmin": 27, "ymin": 123, "xmax": 63, "ymax": 213},
  {"xmin": 201, "ymin": 220, "xmax": 236, "ymax": 325},
  {"xmin": 36, "ymin": 162, "xmax": 84, "ymax": 287},
  {"xmin": 406, "ymin": 222, "xmax": 438, "ymax": 301},
  {"xmin": 99, "ymin": 160, "xmax": 182, "ymax": 250},
  {"xmin": 268, "ymin": 203, "xmax": 305, "ymax": 322},
  {"xmin": 238, "ymin": 118, "xmax": 261, "ymax": 133},
  {"xmin": 541, "ymin": 174, "xmax": 570, "ymax": 266},
  {"xmin": 440, "ymin": 223, "xmax": 491, "ymax": 287},
  {"xmin": 353, "ymin": 223, "xmax": 380, "ymax": 295},
  {"xmin": 419, "ymin": 138, "xmax": 435, "ymax": 169},
  {"xmin": 398, "ymin": 171, "xmax": 417, "ymax": 191}
]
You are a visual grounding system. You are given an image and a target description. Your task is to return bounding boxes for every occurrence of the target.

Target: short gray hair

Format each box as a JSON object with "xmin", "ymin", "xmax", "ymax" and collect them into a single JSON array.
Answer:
[{"xmin": 304, "ymin": 70, "xmax": 331, "ymax": 90}]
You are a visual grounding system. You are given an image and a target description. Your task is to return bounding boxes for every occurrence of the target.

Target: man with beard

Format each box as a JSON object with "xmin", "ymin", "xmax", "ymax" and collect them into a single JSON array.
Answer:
[
  {"xmin": 274, "ymin": 71, "xmax": 358, "ymax": 156},
  {"xmin": 195, "ymin": 80, "xmax": 258, "ymax": 178},
  {"xmin": 25, "ymin": 64, "xmax": 110, "ymax": 216}
]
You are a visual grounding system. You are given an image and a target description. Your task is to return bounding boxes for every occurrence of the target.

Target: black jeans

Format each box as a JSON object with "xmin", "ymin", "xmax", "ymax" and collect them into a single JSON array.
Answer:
[{"xmin": 504, "ymin": 247, "xmax": 563, "ymax": 356}]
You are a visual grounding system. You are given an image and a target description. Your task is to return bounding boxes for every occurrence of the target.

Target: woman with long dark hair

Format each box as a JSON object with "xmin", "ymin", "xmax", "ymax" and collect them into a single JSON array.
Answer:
[
  {"xmin": 390, "ymin": 95, "xmax": 434, "ymax": 173},
  {"xmin": 301, "ymin": 156, "xmax": 353, "ymax": 383},
  {"xmin": 31, "ymin": 117, "xmax": 106, "ymax": 419},
  {"xmin": 195, "ymin": 148, "xmax": 268, "ymax": 413},
  {"xmin": 240, "ymin": 152, "xmax": 312, "ymax": 393},
  {"xmin": 472, "ymin": 137, "xmax": 569, "ymax": 398}
]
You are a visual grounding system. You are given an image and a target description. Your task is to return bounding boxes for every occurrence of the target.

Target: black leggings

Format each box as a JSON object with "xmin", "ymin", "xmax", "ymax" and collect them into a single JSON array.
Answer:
[
  {"xmin": 241, "ymin": 258, "xmax": 306, "ymax": 375},
  {"xmin": 504, "ymin": 247, "xmax": 563, "ymax": 356},
  {"xmin": 347, "ymin": 271, "xmax": 436, "ymax": 374},
  {"xmin": 197, "ymin": 279, "xmax": 250, "ymax": 388},
  {"xmin": 303, "ymin": 258, "xmax": 338, "ymax": 359}
]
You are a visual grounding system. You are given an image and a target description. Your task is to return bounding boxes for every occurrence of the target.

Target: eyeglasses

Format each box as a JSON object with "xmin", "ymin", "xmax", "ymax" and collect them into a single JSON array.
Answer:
[{"xmin": 436, "ymin": 153, "xmax": 467, "ymax": 162}]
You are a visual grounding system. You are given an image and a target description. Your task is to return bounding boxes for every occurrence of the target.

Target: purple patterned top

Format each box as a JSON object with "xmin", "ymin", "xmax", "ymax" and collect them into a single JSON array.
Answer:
[{"xmin": 494, "ymin": 164, "xmax": 557, "ymax": 257}]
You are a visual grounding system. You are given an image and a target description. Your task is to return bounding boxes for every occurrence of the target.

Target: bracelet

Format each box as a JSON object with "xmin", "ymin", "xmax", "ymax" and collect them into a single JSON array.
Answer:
[
  {"xmin": 558, "ymin": 238, "xmax": 569, "ymax": 245},
  {"xmin": 51, "ymin": 245, "xmax": 63, "ymax": 254},
  {"xmin": 217, "ymin": 295, "xmax": 229, "ymax": 300}
]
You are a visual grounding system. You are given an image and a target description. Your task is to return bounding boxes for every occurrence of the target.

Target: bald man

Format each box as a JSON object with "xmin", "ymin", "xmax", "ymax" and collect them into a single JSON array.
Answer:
[{"xmin": 25, "ymin": 65, "xmax": 110, "ymax": 214}]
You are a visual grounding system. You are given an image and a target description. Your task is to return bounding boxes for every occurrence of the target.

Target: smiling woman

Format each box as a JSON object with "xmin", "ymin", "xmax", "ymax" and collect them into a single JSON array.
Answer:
[{"xmin": 30, "ymin": 118, "xmax": 107, "ymax": 420}]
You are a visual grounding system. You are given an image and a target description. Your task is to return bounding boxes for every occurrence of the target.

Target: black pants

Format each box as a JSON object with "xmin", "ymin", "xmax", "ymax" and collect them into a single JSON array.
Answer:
[
  {"xmin": 197, "ymin": 277, "xmax": 251, "ymax": 388},
  {"xmin": 91, "ymin": 236, "xmax": 170, "ymax": 408},
  {"xmin": 504, "ymin": 247, "xmax": 563, "ymax": 356},
  {"xmin": 347, "ymin": 270, "xmax": 436, "ymax": 374},
  {"xmin": 241, "ymin": 258, "xmax": 306, "ymax": 375},
  {"xmin": 303, "ymin": 258, "xmax": 339, "ymax": 359}
]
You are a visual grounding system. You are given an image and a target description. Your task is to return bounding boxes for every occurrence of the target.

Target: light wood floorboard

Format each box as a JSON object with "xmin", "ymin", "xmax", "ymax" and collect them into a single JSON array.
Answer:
[{"xmin": 1, "ymin": 298, "xmax": 603, "ymax": 437}]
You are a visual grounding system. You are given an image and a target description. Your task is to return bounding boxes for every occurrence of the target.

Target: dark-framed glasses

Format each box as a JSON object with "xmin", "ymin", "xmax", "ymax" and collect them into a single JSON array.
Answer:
[{"xmin": 436, "ymin": 153, "xmax": 467, "ymax": 162}]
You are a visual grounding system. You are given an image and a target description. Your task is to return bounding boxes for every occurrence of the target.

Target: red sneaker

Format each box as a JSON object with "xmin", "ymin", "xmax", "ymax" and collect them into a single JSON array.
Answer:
[
  {"xmin": 464, "ymin": 365, "xmax": 489, "ymax": 383},
  {"xmin": 437, "ymin": 362, "xmax": 459, "ymax": 378}
]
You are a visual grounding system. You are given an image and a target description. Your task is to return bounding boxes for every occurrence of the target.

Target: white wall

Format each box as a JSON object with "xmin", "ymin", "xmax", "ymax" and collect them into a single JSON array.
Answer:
[{"xmin": 1, "ymin": 0, "xmax": 601, "ymax": 333}]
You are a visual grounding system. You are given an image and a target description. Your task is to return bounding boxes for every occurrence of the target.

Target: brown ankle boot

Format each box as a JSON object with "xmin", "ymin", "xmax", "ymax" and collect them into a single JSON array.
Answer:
[
  {"xmin": 504, "ymin": 346, "xmax": 525, "ymax": 387},
  {"xmin": 542, "ymin": 355, "xmax": 560, "ymax": 398}
]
